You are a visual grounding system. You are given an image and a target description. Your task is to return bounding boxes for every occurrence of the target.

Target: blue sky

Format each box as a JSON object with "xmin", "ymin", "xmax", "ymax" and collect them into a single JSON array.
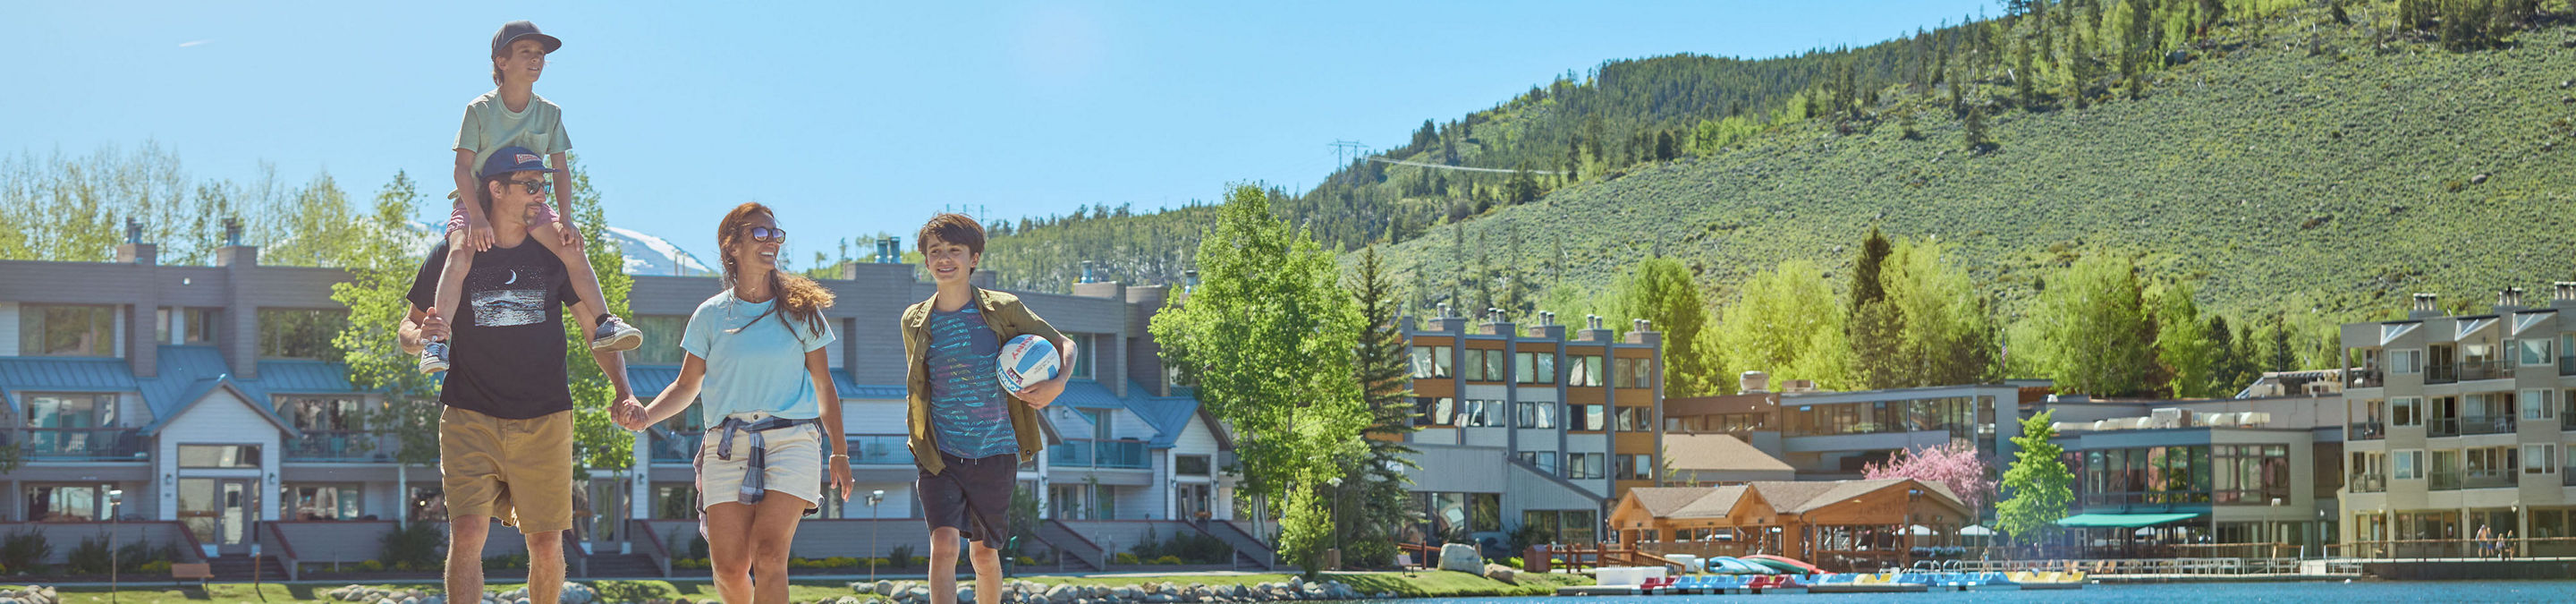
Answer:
[{"xmin": 4, "ymin": 1, "xmax": 1992, "ymax": 264}]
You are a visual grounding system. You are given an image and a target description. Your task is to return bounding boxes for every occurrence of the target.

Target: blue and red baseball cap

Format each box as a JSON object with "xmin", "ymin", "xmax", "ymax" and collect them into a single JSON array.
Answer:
[
  {"xmin": 491, "ymin": 21, "xmax": 562, "ymax": 57},
  {"xmin": 478, "ymin": 146, "xmax": 558, "ymax": 180}
]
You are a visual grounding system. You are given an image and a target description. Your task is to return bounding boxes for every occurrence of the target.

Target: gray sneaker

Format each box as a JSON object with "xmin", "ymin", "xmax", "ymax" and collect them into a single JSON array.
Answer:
[
  {"xmin": 419, "ymin": 340, "xmax": 451, "ymax": 374},
  {"xmin": 591, "ymin": 316, "xmax": 643, "ymax": 352}
]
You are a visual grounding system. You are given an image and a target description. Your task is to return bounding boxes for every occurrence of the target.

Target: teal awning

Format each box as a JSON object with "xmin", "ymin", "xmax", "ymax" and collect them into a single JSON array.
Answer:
[{"xmin": 2054, "ymin": 513, "xmax": 2202, "ymax": 528}]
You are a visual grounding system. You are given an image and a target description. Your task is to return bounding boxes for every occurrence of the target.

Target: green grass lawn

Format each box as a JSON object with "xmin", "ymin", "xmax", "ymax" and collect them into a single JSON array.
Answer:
[{"xmin": 9, "ymin": 570, "xmax": 1589, "ymax": 602}]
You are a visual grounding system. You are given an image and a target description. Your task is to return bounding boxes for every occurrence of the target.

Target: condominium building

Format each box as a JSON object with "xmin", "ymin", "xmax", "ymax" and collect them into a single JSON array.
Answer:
[
  {"xmin": 1397, "ymin": 307, "xmax": 1662, "ymax": 549},
  {"xmin": 0, "ymin": 229, "xmax": 1257, "ymax": 575},
  {"xmin": 2336, "ymin": 290, "xmax": 2576, "ymax": 556}
]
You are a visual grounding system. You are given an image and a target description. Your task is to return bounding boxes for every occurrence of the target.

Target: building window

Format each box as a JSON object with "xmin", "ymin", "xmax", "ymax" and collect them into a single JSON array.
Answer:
[
  {"xmin": 1614, "ymin": 454, "xmax": 1655, "ymax": 481},
  {"xmin": 2523, "ymin": 389, "xmax": 2557, "ymax": 421},
  {"xmin": 1462, "ymin": 349, "xmax": 1505, "ymax": 381},
  {"xmin": 25, "ymin": 393, "xmax": 118, "ymax": 428},
  {"xmin": 1566, "ymin": 404, "xmax": 1604, "ymax": 431},
  {"xmin": 1514, "ymin": 450, "xmax": 1560, "ymax": 474},
  {"xmin": 1457, "ymin": 399, "xmax": 1504, "ymax": 427},
  {"xmin": 2394, "ymin": 450, "xmax": 2423, "ymax": 480},
  {"xmin": 2391, "ymin": 349, "xmax": 2422, "ymax": 374},
  {"xmin": 157, "ymin": 308, "xmax": 218, "ymax": 345},
  {"xmin": 629, "ymin": 315, "xmax": 690, "ymax": 364},
  {"xmin": 1175, "ymin": 455, "xmax": 1211, "ymax": 476},
  {"xmin": 2391, "ymin": 397, "xmax": 2421, "ymax": 427},
  {"xmin": 1413, "ymin": 396, "xmax": 1456, "ymax": 427},
  {"xmin": 1514, "ymin": 400, "xmax": 1556, "ymax": 429},
  {"xmin": 1568, "ymin": 355, "xmax": 1605, "ymax": 387},
  {"xmin": 2211, "ymin": 445, "xmax": 2290, "ymax": 504},
  {"xmin": 1614, "ymin": 406, "xmax": 1653, "ymax": 431},
  {"xmin": 1514, "ymin": 352, "xmax": 1556, "ymax": 384},
  {"xmin": 21, "ymin": 304, "xmax": 117, "ymax": 357},
  {"xmin": 2525, "ymin": 446, "xmax": 2559, "ymax": 475},
  {"xmin": 24, "ymin": 484, "xmax": 115, "ymax": 522},
  {"xmin": 179, "ymin": 445, "xmax": 260, "ymax": 468},
  {"xmin": 258, "ymin": 309, "xmax": 346, "ymax": 360},
  {"xmin": 1613, "ymin": 358, "xmax": 1650, "ymax": 388},
  {"xmin": 1411, "ymin": 345, "xmax": 1453, "ymax": 379},
  {"xmin": 283, "ymin": 485, "xmax": 363, "ymax": 520},
  {"xmin": 1069, "ymin": 334, "xmax": 1097, "ymax": 379},
  {"xmin": 2520, "ymin": 338, "xmax": 2555, "ymax": 367},
  {"xmin": 1564, "ymin": 453, "xmax": 1606, "ymax": 480},
  {"xmin": 278, "ymin": 396, "xmax": 367, "ymax": 431}
]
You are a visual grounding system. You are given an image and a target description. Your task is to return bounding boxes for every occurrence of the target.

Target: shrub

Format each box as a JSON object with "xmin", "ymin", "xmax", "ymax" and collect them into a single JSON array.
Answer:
[
  {"xmin": 379, "ymin": 521, "xmax": 442, "ymax": 570},
  {"xmin": 0, "ymin": 531, "xmax": 50, "ymax": 573},
  {"xmin": 1015, "ymin": 556, "xmax": 1038, "ymax": 566},
  {"xmin": 1152, "ymin": 555, "xmax": 1183, "ymax": 566},
  {"xmin": 355, "ymin": 560, "xmax": 386, "ymax": 572},
  {"xmin": 483, "ymin": 553, "xmax": 528, "ymax": 570},
  {"xmin": 115, "ymin": 540, "xmax": 174, "ymax": 573},
  {"xmin": 886, "ymin": 544, "xmax": 914, "ymax": 569},
  {"xmin": 594, "ymin": 580, "xmax": 671, "ymax": 603},
  {"xmin": 1114, "ymin": 552, "xmax": 1141, "ymax": 566},
  {"xmin": 673, "ymin": 557, "xmax": 709, "ymax": 570},
  {"xmin": 139, "ymin": 559, "xmax": 172, "ymax": 574},
  {"xmin": 65, "ymin": 535, "xmax": 114, "ymax": 574}
]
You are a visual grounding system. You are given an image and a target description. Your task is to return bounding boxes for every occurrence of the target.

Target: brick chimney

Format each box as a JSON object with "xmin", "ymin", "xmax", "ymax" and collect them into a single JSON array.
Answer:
[
  {"xmin": 2554, "ymin": 282, "xmax": 2576, "ymax": 311},
  {"xmin": 1526, "ymin": 311, "xmax": 1565, "ymax": 341},
  {"xmin": 1575, "ymin": 314, "xmax": 1614, "ymax": 343},
  {"xmin": 114, "ymin": 217, "xmax": 157, "ymax": 265},
  {"xmin": 1624, "ymin": 319, "xmax": 1661, "ymax": 346},
  {"xmin": 2408, "ymin": 293, "xmax": 2441, "ymax": 319},
  {"xmin": 214, "ymin": 217, "xmax": 257, "ymax": 267},
  {"xmin": 2496, "ymin": 287, "xmax": 2527, "ymax": 313},
  {"xmin": 1428, "ymin": 302, "xmax": 1468, "ymax": 333},
  {"xmin": 1479, "ymin": 307, "xmax": 1514, "ymax": 336}
]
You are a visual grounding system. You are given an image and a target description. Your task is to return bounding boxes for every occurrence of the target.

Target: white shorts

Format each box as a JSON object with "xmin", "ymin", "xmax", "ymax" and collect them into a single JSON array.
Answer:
[{"xmin": 695, "ymin": 411, "xmax": 826, "ymax": 512}]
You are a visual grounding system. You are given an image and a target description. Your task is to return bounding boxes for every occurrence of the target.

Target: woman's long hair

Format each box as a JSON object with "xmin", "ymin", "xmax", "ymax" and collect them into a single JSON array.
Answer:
[{"xmin": 716, "ymin": 202, "xmax": 835, "ymax": 336}]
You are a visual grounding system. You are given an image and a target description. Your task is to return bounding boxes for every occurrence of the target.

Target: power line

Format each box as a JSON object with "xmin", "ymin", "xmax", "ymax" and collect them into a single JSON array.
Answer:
[{"xmin": 1365, "ymin": 157, "xmax": 1565, "ymax": 175}]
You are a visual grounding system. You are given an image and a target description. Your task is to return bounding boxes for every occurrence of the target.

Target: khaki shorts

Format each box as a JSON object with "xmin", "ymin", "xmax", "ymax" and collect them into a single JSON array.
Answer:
[
  {"xmin": 696, "ymin": 412, "xmax": 826, "ymax": 512},
  {"xmin": 440, "ymin": 406, "xmax": 573, "ymax": 534}
]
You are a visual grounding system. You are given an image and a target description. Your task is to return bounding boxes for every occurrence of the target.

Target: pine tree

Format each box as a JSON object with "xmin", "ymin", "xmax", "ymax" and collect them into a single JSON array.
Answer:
[{"xmin": 1338, "ymin": 247, "xmax": 1422, "ymax": 568}]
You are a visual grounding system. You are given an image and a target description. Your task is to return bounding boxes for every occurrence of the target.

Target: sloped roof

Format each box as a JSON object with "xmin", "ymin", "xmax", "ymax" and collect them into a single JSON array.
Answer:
[
  {"xmin": 1746, "ymin": 478, "xmax": 1967, "ymax": 515},
  {"xmin": 1663, "ymin": 434, "xmax": 1795, "ymax": 472},
  {"xmin": 1627, "ymin": 487, "xmax": 1721, "ymax": 517},
  {"xmin": 140, "ymin": 377, "xmax": 300, "ymax": 437},
  {"xmin": 1671, "ymin": 485, "xmax": 1750, "ymax": 519},
  {"xmin": 0, "ymin": 354, "xmax": 138, "ymax": 415}
]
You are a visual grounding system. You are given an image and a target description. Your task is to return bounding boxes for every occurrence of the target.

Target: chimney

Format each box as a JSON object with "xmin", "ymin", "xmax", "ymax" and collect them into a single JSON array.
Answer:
[
  {"xmin": 1480, "ymin": 307, "xmax": 1514, "ymax": 336},
  {"xmin": 1740, "ymin": 370, "xmax": 1771, "ymax": 394},
  {"xmin": 1527, "ymin": 311, "xmax": 1565, "ymax": 340},
  {"xmin": 1080, "ymin": 260, "xmax": 1097, "ymax": 284},
  {"xmin": 114, "ymin": 217, "xmax": 157, "ymax": 266},
  {"xmin": 2408, "ymin": 293, "xmax": 2440, "ymax": 319},
  {"xmin": 2496, "ymin": 287, "xmax": 2527, "ymax": 313},
  {"xmin": 1428, "ymin": 302, "xmax": 1468, "ymax": 333},
  {"xmin": 1576, "ymin": 314, "xmax": 1614, "ymax": 342},
  {"xmin": 1182, "ymin": 269, "xmax": 1199, "ymax": 294},
  {"xmin": 1624, "ymin": 318, "xmax": 1661, "ymax": 346},
  {"xmin": 2554, "ymin": 282, "xmax": 2576, "ymax": 311},
  {"xmin": 215, "ymin": 217, "xmax": 257, "ymax": 267},
  {"xmin": 875, "ymin": 236, "xmax": 903, "ymax": 263}
]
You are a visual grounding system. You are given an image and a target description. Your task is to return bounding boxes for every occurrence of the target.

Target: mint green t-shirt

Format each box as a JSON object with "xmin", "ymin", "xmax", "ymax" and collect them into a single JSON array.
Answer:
[{"xmin": 454, "ymin": 89, "xmax": 572, "ymax": 177}]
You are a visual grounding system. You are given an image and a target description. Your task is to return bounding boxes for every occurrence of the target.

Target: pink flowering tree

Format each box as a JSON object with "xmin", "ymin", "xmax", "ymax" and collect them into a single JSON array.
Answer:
[{"xmin": 1862, "ymin": 441, "xmax": 1996, "ymax": 511}]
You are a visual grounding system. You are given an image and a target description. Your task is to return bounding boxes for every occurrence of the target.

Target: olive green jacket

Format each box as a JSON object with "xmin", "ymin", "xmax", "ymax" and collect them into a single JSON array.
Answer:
[{"xmin": 901, "ymin": 287, "xmax": 1065, "ymax": 475}]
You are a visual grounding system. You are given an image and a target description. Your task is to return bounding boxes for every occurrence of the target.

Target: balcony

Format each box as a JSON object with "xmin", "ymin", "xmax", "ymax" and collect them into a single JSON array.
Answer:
[
  {"xmin": 2566, "ymin": 468, "xmax": 2576, "ymax": 487},
  {"xmin": 284, "ymin": 430, "xmax": 399, "ymax": 462},
  {"xmin": 2348, "ymin": 421, "xmax": 2385, "ymax": 440},
  {"xmin": 2430, "ymin": 471, "xmax": 2462, "ymax": 490},
  {"xmin": 1049, "ymin": 438, "xmax": 1148, "ymax": 469},
  {"xmin": 2349, "ymin": 368, "xmax": 2384, "ymax": 388},
  {"xmin": 2348, "ymin": 473, "xmax": 2386, "ymax": 493},
  {"xmin": 2563, "ymin": 413, "xmax": 2575, "ymax": 431},
  {"xmin": 2428, "ymin": 364, "xmax": 2458, "ymax": 384},
  {"xmin": 648, "ymin": 430, "xmax": 705, "ymax": 464},
  {"xmin": 2453, "ymin": 415, "xmax": 2515, "ymax": 436},
  {"xmin": 2561, "ymin": 356, "xmax": 2576, "ymax": 376},
  {"xmin": 2462, "ymin": 470, "xmax": 2515, "ymax": 489},
  {"xmin": 10, "ymin": 428, "xmax": 146, "ymax": 461},
  {"xmin": 2456, "ymin": 360, "xmax": 2508, "ymax": 381},
  {"xmin": 2430, "ymin": 417, "xmax": 2459, "ymax": 438},
  {"xmin": 845, "ymin": 435, "xmax": 912, "ymax": 466}
]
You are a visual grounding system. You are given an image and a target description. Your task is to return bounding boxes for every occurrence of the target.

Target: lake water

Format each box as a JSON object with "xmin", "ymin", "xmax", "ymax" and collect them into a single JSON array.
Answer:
[{"xmin": 1393, "ymin": 581, "xmax": 2576, "ymax": 603}]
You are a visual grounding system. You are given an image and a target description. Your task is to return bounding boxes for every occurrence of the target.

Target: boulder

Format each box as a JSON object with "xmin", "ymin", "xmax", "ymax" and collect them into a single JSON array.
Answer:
[
  {"xmin": 1483, "ymin": 563, "xmax": 1518, "ymax": 583},
  {"xmin": 1437, "ymin": 542, "xmax": 1484, "ymax": 574}
]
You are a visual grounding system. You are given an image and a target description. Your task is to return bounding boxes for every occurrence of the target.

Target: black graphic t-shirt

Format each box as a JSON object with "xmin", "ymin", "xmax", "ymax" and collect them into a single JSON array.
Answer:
[{"xmin": 406, "ymin": 238, "xmax": 584, "ymax": 419}]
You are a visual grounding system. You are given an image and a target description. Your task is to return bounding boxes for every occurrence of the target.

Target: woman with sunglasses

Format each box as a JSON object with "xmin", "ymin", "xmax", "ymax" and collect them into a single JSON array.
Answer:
[{"xmin": 616, "ymin": 202, "xmax": 852, "ymax": 603}]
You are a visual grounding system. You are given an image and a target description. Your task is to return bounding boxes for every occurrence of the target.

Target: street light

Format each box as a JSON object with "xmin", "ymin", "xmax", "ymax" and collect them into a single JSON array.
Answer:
[
  {"xmin": 108, "ymin": 488, "xmax": 123, "ymax": 604},
  {"xmin": 868, "ymin": 489, "xmax": 886, "ymax": 581},
  {"xmin": 1326, "ymin": 477, "xmax": 1343, "ymax": 571}
]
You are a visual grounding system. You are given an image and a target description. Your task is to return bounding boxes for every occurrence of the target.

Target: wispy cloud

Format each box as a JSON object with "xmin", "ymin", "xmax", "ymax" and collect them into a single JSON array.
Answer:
[{"xmin": 178, "ymin": 39, "xmax": 213, "ymax": 47}]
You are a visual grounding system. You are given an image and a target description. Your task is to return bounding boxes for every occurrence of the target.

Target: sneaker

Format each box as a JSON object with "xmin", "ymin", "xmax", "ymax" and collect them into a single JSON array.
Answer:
[
  {"xmin": 590, "ymin": 315, "xmax": 643, "ymax": 352},
  {"xmin": 419, "ymin": 340, "xmax": 451, "ymax": 374}
]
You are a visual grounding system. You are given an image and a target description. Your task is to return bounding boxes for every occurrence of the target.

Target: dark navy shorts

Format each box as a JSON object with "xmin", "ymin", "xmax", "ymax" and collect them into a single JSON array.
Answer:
[{"xmin": 918, "ymin": 451, "xmax": 1016, "ymax": 549}]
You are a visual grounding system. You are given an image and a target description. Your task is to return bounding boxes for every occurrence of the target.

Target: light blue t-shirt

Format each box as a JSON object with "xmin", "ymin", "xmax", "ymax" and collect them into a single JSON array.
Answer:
[{"xmin": 681, "ymin": 290, "xmax": 835, "ymax": 425}]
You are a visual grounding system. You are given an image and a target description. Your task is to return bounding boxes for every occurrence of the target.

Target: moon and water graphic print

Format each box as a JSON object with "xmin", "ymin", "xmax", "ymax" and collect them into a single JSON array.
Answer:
[{"xmin": 469, "ymin": 263, "xmax": 552, "ymax": 328}]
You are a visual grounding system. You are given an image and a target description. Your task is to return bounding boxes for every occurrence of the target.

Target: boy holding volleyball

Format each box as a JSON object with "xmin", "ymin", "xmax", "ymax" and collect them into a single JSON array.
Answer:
[{"xmin": 901, "ymin": 213, "xmax": 1076, "ymax": 604}]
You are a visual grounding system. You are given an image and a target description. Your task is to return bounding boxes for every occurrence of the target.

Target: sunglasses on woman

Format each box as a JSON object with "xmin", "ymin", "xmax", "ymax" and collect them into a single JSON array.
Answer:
[
  {"xmin": 504, "ymin": 178, "xmax": 554, "ymax": 195},
  {"xmin": 745, "ymin": 226, "xmax": 787, "ymax": 242}
]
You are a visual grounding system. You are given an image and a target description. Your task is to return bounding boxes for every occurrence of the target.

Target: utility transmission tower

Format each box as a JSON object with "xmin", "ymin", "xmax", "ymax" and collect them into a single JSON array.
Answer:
[{"xmin": 1329, "ymin": 140, "xmax": 1369, "ymax": 168}]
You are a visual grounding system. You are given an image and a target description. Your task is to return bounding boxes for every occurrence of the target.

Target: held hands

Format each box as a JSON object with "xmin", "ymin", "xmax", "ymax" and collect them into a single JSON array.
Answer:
[
  {"xmin": 464, "ymin": 212, "xmax": 496, "ymax": 252},
  {"xmin": 612, "ymin": 397, "xmax": 649, "ymax": 430},
  {"xmin": 417, "ymin": 308, "xmax": 452, "ymax": 343}
]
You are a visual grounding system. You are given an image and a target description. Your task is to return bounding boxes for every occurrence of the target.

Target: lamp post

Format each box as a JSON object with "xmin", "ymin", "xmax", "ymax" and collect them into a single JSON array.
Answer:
[
  {"xmin": 2269, "ymin": 498, "xmax": 2284, "ymax": 560},
  {"xmin": 108, "ymin": 488, "xmax": 123, "ymax": 604},
  {"xmin": 868, "ymin": 489, "xmax": 885, "ymax": 581},
  {"xmin": 1326, "ymin": 477, "xmax": 1343, "ymax": 571}
]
